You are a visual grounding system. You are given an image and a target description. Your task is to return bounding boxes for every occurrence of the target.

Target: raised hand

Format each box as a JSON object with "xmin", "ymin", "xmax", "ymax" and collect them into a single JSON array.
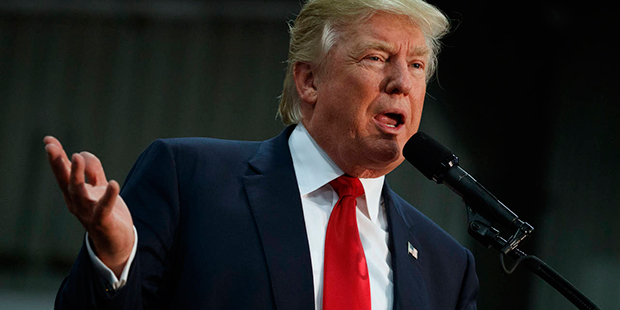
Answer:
[{"xmin": 44, "ymin": 136, "xmax": 135, "ymax": 278}]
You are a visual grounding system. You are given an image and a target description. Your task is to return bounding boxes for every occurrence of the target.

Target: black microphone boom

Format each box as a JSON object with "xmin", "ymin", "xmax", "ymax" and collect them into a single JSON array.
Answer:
[
  {"xmin": 402, "ymin": 132, "xmax": 603, "ymax": 310},
  {"xmin": 403, "ymin": 132, "xmax": 529, "ymax": 236}
]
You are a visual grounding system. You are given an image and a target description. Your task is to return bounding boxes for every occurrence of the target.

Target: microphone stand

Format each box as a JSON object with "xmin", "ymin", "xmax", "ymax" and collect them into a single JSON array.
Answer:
[{"xmin": 465, "ymin": 205, "xmax": 601, "ymax": 310}]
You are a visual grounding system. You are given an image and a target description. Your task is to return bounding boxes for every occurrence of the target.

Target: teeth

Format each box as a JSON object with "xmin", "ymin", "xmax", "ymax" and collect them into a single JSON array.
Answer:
[{"xmin": 386, "ymin": 124, "xmax": 396, "ymax": 128}]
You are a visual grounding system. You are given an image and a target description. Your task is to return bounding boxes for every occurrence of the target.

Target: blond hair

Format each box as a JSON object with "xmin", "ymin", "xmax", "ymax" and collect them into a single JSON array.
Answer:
[{"xmin": 277, "ymin": 0, "xmax": 450, "ymax": 125}]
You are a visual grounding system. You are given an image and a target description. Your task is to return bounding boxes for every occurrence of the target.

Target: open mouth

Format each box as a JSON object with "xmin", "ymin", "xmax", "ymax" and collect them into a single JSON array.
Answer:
[{"xmin": 375, "ymin": 113, "xmax": 404, "ymax": 129}]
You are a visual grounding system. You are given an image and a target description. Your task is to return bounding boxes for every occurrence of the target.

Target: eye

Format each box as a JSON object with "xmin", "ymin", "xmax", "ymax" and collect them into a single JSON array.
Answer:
[
  {"xmin": 366, "ymin": 55, "xmax": 384, "ymax": 62},
  {"xmin": 360, "ymin": 54, "xmax": 387, "ymax": 68},
  {"xmin": 411, "ymin": 62, "xmax": 425, "ymax": 70}
]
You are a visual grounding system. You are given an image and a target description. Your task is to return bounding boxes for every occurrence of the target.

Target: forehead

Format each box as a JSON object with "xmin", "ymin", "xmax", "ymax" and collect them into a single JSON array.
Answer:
[{"xmin": 341, "ymin": 13, "xmax": 428, "ymax": 54}]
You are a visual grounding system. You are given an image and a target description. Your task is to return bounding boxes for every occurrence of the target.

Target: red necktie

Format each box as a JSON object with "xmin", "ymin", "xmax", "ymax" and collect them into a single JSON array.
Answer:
[{"xmin": 323, "ymin": 175, "xmax": 371, "ymax": 310}]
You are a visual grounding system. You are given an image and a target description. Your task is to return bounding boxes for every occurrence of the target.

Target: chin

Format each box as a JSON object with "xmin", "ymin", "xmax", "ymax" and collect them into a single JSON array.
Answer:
[
  {"xmin": 358, "ymin": 156, "xmax": 404, "ymax": 178},
  {"xmin": 364, "ymin": 141, "xmax": 403, "ymax": 167}
]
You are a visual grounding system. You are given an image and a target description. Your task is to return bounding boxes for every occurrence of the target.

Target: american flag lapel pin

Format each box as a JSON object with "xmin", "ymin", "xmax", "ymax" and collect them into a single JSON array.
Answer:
[{"xmin": 407, "ymin": 242, "xmax": 418, "ymax": 259}]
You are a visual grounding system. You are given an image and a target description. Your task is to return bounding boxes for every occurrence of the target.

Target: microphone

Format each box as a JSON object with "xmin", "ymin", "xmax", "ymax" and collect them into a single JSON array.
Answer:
[
  {"xmin": 402, "ymin": 132, "xmax": 530, "ymax": 236},
  {"xmin": 403, "ymin": 133, "xmax": 605, "ymax": 310}
]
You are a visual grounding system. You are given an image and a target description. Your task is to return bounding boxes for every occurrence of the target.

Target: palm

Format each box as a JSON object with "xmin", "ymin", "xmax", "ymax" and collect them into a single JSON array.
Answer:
[{"xmin": 79, "ymin": 182, "xmax": 133, "ymax": 250}]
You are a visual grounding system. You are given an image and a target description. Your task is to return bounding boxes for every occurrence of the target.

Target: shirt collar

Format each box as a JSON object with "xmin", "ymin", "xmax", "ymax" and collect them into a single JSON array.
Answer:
[{"xmin": 288, "ymin": 123, "xmax": 385, "ymax": 222}]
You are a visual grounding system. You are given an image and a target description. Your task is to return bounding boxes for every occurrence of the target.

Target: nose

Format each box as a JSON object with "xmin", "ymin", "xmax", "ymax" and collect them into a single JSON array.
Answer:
[{"xmin": 384, "ymin": 60, "xmax": 413, "ymax": 95}]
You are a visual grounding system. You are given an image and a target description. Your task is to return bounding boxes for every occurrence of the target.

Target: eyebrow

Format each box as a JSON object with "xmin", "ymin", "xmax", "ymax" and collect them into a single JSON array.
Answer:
[{"xmin": 353, "ymin": 41, "xmax": 430, "ymax": 58}]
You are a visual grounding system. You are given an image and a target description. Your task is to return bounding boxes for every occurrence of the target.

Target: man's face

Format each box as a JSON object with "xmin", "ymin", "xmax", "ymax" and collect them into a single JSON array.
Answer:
[{"xmin": 301, "ymin": 13, "xmax": 428, "ymax": 178}]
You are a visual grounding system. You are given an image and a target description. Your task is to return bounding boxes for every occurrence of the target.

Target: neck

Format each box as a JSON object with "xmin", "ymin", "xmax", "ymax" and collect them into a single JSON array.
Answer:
[{"xmin": 299, "ymin": 120, "xmax": 401, "ymax": 179}]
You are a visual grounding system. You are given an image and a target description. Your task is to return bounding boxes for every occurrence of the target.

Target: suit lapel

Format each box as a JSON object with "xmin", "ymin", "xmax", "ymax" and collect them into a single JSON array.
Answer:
[
  {"xmin": 384, "ymin": 182, "xmax": 431, "ymax": 310},
  {"xmin": 242, "ymin": 127, "xmax": 433, "ymax": 310},
  {"xmin": 243, "ymin": 126, "xmax": 315, "ymax": 310}
]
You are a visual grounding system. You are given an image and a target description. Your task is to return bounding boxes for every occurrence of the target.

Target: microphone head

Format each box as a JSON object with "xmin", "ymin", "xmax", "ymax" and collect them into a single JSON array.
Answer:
[{"xmin": 403, "ymin": 132, "xmax": 459, "ymax": 183}]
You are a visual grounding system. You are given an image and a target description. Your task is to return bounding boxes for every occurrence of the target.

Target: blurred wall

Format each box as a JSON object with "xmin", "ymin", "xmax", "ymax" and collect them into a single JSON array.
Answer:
[{"xmin": 0, "ymin": 1, "xmax": 617, "ymax": 309}]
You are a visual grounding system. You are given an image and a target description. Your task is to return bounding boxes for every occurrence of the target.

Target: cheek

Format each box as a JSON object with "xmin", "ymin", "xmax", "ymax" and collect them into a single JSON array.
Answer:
[
  {"xmin": 411, "ymin": 102, "xmax": 424, "ymax": 123},
  {"xmin": 405, "ymin": 96, "xmax": 425, "ymax": 134},
  {"xmin": 410, "ymin": 87, "xmax": 426, "ymax": 117},
  {"xmin": 322, "ymin": 84, "xmax": 373, "ymax": 121}
]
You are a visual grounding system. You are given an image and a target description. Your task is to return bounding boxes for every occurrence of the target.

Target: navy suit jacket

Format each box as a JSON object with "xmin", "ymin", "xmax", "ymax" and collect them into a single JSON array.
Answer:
[{"xmin": 55, "ymin": 126, "xmax": 478, "ymax": 310}]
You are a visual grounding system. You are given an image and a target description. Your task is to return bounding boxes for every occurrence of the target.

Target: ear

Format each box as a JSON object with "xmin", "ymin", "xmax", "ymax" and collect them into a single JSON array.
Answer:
[{"xmin": 293, "ymin": 62, "xmax": 318, "ymax": 105}]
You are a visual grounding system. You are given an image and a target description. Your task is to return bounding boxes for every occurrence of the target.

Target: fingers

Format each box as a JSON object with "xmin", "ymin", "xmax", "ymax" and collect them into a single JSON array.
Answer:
[
  {"xmin": 43, "ymin": 136, "xmax": 65, "ymax": 151},
  {"xmin": 45, "ymin": 136, "xmax": 119, "ymax": 220},
  {"xmin": 69, "ymin": 153, "xmax": 86, "ymax": 188},
  {"xmin": 67, "ymin": 153, "xmax": 87, "ymax": 213},
  {"xmin": 45, "ymin": 136, "xmax": 109, "ymax": 187},
  {"xmin": 96, "ymin": 180, "xmax": 120, "ymax": 218},
  {"xmin": 81, "ymin": 151, "xmax": 107, "ymax": 186},
  {"xmin": 43, "ymin": 136, "xmax": 71, "ymax": 166},
  {"xmin": 44, "ymin": 136, "xmax": 71, "ymax": 192}
]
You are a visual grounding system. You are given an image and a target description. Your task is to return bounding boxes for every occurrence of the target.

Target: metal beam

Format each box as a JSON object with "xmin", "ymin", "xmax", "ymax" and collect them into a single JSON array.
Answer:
[{"xmin": 0, "ymin": 0, "xmax": 302, "ymax": 21}]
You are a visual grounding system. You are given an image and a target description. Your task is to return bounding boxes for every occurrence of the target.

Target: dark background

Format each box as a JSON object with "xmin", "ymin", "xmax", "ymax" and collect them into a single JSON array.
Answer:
[{"xmin": 0, "ymin": 1, "xmax": 617, "ymax": 309}]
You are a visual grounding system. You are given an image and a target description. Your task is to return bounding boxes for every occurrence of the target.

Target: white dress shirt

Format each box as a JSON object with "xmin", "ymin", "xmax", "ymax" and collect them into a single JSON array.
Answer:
[
  {"xmin": 289, "ymin": 124, "xmax": 393, "ymax": 310},
  {"xmin": 89, "ymin": 124, "xmax": 394, "ymax": 309}
]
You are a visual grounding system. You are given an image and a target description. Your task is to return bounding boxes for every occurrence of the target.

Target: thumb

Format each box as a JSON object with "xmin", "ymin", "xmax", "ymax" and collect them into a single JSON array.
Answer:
[{"xmin": 95, "ymin": 180, "xmax": 120, "ymax": 218}]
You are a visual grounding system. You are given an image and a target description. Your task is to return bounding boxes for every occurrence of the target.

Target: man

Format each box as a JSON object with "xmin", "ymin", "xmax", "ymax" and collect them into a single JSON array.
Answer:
[{"xmin": 46, "ymin": 0, "xmax": 479, "ymax": 309}]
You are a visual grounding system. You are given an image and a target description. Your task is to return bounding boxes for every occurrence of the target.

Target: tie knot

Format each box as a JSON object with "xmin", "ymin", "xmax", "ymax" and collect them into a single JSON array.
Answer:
[{"xmin": 329, "ymin": 175, "xmax": 364, "ymax": 198}]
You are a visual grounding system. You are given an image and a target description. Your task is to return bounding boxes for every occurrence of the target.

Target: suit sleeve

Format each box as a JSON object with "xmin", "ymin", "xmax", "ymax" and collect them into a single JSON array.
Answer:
[
  {"xmin": 457, "ymin": 248, "xmax": 480, "ymax": 310},
  {"xmin": 55, "ymin": 140, "xmax": 182, "ymax": 310}
]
